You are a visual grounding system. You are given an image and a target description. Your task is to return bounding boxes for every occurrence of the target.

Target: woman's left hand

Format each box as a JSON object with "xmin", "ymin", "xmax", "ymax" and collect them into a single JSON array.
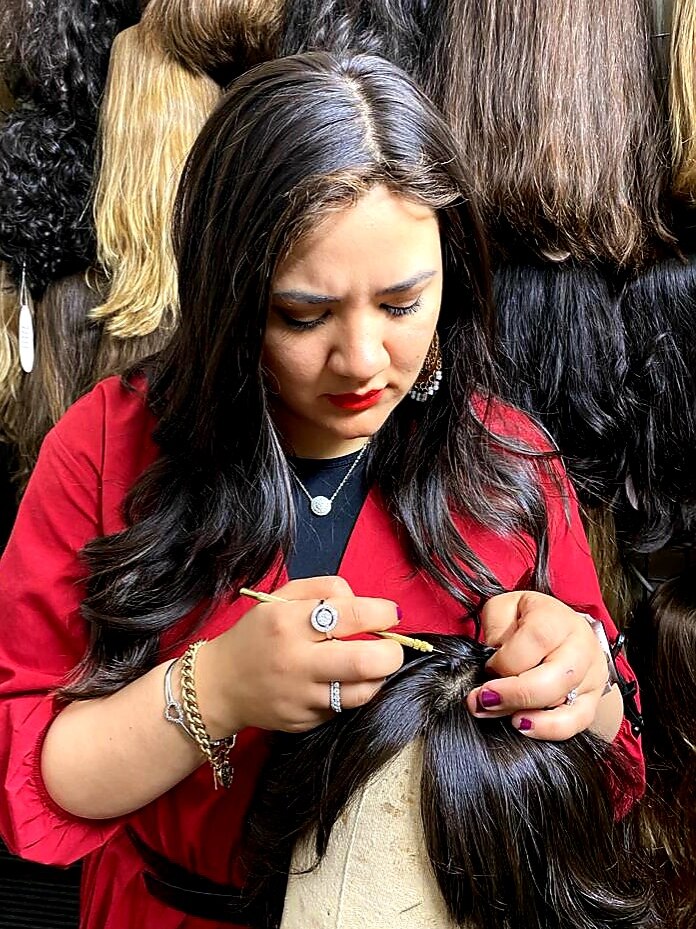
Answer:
[{"xmin": 466, "ymin": 590, "xmax": 617, "ymax": 740}]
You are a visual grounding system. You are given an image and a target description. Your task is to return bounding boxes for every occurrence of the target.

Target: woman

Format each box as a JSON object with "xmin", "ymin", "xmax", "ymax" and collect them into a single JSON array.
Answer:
[{"xmin": 0, "ymin": 54, "xmax": 642, "ymax": 929}]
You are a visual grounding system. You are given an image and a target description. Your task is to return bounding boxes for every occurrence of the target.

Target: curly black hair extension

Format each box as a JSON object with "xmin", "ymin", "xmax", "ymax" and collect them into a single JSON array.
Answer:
[
  {"xmin": 0, "ymin": 0, "xmax": 141, "ymax": 124},
  {"xmin": 0, "ymin": 102, "xmax": 96, "ymax": 295}
]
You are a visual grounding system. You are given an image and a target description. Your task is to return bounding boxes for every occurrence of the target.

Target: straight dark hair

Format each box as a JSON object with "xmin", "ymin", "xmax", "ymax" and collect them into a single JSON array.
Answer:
[
  {"xmin": 67, "ymin": 53, "xmax": 559, "ymax": 699},
  {"xmin": 243, "ymin": 635, "xmax": 654, "ymax": 929}
]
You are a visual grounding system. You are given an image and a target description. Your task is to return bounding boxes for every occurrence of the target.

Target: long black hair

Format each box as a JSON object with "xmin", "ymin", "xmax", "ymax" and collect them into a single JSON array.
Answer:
[
  {"xmin": 243, "ymin": 635, "xmax": 654, "ymax": 929},
  {"xmin": 68, "ymin": 53, "xmax": 559, "ymax": 698}
]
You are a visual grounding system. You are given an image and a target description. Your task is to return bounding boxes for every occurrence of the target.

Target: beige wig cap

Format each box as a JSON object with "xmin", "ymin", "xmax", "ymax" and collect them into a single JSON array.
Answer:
[{"xmin": 282, "ymin": 741, "xmax": 458, "ymax": 929}]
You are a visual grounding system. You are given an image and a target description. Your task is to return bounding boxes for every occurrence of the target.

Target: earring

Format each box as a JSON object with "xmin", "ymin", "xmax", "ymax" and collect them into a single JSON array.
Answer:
[{"xmin": 409, "ymin": 331, "xmax": 443, "ymax": 402}]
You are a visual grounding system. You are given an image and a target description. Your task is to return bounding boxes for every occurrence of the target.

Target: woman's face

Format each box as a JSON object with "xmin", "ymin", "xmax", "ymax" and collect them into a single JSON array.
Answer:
[{"xmin": 264, "ymin": 184, "xmax": 443, "ymax": 458}]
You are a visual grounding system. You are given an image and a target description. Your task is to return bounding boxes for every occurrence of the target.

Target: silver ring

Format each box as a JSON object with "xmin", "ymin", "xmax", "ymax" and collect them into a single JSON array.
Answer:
[
  {"xmin": 329, "ymin": 680, "xmax": 342, "ymax": 713},
  {"xmin": 310, "ymin": 599, "xmax": 339, "ymax": 638},
  {"xmin": 565, "ymin": 688, "xmax": 578, "ymax": 706}
]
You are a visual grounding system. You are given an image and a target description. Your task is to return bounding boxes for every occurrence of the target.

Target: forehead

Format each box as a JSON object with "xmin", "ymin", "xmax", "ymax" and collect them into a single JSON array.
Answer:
[{"xmin": 273, "ymin": 185, "xmax": 441, "ymax": 293}]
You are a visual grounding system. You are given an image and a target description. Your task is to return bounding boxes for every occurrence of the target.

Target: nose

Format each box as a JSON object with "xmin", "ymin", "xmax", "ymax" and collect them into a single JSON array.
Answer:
[{"xmin": 327, "ymin": 313, "xmax": 390, "ymax": 383}]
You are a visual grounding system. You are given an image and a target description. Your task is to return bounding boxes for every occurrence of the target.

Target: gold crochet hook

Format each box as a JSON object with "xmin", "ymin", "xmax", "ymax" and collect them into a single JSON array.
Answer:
[{"xmin": 239, "ymin": 588, "xmax": 436, "ymax": 654}]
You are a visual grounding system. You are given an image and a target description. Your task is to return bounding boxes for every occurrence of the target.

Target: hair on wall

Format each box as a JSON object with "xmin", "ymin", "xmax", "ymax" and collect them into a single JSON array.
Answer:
[
  {"xmin": 278, "ymin": 0, "xmax": 433, "ymax": 79},
  {"xmin": 0, "ymin": 103, "xmax": 96, "ymax": 295},
  {"xmin": 145, "ymin": 0, "xmax": 282, "ymax": 86},
  {"xmin": 493, "ymin": 261, "xmax": 631, "ymax": 506},
  {"xmin": 0, "ymin": 0, "xmax": 141, "ymax": 124},
  {"xmin": 616, "ymin": 254, "xmax": 696, "ymax": 551},
  {"xmin": 627, "ymin": 575, "xmax": 696, "ymax": 929},
  {"xmin": 437, "ymin": 0, "xmax": 672, "ymax": 267},
  {"xmin": 244, "ymin": 635, "xmax": 654, "ymax": 929},
  {"xmin": 670, "ymin": 0, "xmax": 696, "ymax": 201},
  {"xmin": 91, "ymin": 23, "xmax": 220, "ymax": 338}
]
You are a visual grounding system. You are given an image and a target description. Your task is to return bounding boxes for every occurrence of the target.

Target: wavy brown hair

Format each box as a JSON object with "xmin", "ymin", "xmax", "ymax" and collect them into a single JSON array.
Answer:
[
  {"xmin": 436, "ymin": 0, "xmax": 673, "ymax": 266},
  {"xmin": 91, "ymin": 24, "xmax": 220, "ymax": 338},
  {"xmin": 144, "ymin": 0, "xmax": 282, "ymax": 85}
]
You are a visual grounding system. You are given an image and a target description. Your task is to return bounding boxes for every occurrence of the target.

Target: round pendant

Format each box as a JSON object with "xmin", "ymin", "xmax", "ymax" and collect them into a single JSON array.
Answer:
[{"xmin": 310, "ymin": 495, "xmax": 332, "ymax": 517}]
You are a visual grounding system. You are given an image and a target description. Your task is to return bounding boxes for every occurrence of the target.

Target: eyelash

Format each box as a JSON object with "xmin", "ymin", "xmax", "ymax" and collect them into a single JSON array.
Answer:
[{"xmin": 278, "ymin": 297, "xmax": 423, "ymax": 331}]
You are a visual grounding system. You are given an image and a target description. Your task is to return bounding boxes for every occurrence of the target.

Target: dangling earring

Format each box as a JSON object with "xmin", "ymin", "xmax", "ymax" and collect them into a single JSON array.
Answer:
[{"xmin": 409, "ymin": 330, "xmax": 442, "ymax": 402}]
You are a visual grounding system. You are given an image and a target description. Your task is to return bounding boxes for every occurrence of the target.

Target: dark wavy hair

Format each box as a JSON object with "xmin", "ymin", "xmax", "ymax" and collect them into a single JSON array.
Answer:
[
  {"xmin": 67, "ymin": 53, "xmax": 560, "ymax": 699},
  {"xmin": 243, "ymin": 635, "xmax": 655, "ymax": 929},
  {"xmin": 627, "ymin": 576, "xmax": 696, "ymax": 929},
  {"xmin": 616, "ymin": 255, "xmax": 696, "ymax": 551},
  {"xmin": 0, "ymin": 0, "xmax": 141, "ymax": 123},
  {"xmin": 493, "ymin": 261, "xmax": 632, "ymax": 507},
  {"xmin": 278, "ymin": 0, "xmax": 433, "ymax": 79}
]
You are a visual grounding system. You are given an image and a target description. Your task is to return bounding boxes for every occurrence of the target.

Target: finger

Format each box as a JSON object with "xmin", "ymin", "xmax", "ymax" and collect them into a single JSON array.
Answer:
[
  {"xmin": 301, "ymin": 595, "xmax": 401, "ymax": 641},
  {"xmin": 479, "ymin": 591, "xmax": 528, "ymax": 647},
  {"xmin": 510, "ymin": 694, "xmax": 599, "ymax": 741},
  {"xmin": 485, "ymin": 600, "xmax": 588, "ymax": 678},
  {"xmin": 310, "ymin": 679, "xmax": 386, "ymax": 713},
  {"xmin": 311, "ymin": 639, "xmax": 404, "ymax": 683},
  {"xmin": 273, "ymin": 575, "xmax": 354, "ymax": 601}
]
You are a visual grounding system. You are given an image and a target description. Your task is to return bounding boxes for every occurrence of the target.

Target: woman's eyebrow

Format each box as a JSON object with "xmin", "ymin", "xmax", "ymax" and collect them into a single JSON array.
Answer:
[{"xmin": 272, "ymin": 270, "xmax": 437, "ymax": 305}]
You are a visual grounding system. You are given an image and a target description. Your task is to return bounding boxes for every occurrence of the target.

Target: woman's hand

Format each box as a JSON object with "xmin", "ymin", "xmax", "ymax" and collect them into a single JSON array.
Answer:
[
  {"xmin": 466, "ymin": 591, "xmax": 622, "ymax": 740},
  {"xmin": 196, "ymin": 575, "xmax": 404, "ymax": 737}
]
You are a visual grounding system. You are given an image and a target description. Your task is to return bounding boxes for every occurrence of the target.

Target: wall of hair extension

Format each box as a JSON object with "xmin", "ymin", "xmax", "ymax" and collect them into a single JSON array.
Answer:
[
  {"xmin": 627, "ymin": 576, "xmax": 696, "ymax": 929},
  {"xmin": 615, "ymin": 254, "xmax": 696, "ymax": 551},
  {"xmin": 0, "ymin": 75, "xmax": 12, "ymax": 113},
  {"xmin": 493, "ymin": 261, "xmax": 631, "ymax": 506},
  {"xmin": 0, "ymin": 0, "xmax": 141, "ymax": 124},
  {"xmin": 670, "ymin": 0, "xmax": 696, "ymax": 201},
  {"xmin": 436, "ymin": 0, "xmax": 672, "ymax": 266},
  {"xmin": 144, "ymin": 0, "xmax": 282, "ymax": 86},
  {"xmin": 278, "ymin": 0, "xmax": 433, "ymax": 79},
  {"xmin": 91, "ymin": 24, "xmax": 220, "ymax": 338},
  {"xmin": 244, "ymin": 636, "xmax": 654, "ymax": 929}
]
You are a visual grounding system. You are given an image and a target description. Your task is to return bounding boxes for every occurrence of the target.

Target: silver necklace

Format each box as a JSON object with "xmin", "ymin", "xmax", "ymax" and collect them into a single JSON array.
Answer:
[{"xmin": 291, "ymin": 443, "xmax": 369, "ymax": 517}]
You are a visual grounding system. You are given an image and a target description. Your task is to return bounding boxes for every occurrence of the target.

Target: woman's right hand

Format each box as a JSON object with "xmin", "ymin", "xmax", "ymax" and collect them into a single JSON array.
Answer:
[{"xmin": 196, "ymin": 576, "xmax": 404, "ymax": 737}]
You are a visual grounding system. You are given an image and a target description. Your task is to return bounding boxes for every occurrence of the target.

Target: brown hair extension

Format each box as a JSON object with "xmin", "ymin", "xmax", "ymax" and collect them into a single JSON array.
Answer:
[
  {"xmin": 144, "ymin": 0, "xmax": 282, "ymax": 85},
  {"xmin": 92, "ymin": 24, "xmax": 220, "ymax": 338},
  {"xmin": 582, "ymin": 506, "xmax": 637, "ymax": 628},
  {"xmin": 437, "ymin": 0, "xmax": 673, "ymax": 266},
  {"xmin": 0, "ymin": 262, "xmax": 20, "ymax": 435},
  {"xmin": 670, "ymin": 0, "xmax": 696, "ymax": 200},
  {"xmin": 627, "ymin": 575, "xmax": 696, "ymax": 929},
  {"xmin": 0, "ymin": 75, "xmax": 12, "ymax": 113}
]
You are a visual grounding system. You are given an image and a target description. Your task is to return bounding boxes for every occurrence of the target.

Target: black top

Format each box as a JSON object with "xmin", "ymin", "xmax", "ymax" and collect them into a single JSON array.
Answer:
[{"xmin": 287, "ymin": 448, "xmax": 370, "ymax": 579}]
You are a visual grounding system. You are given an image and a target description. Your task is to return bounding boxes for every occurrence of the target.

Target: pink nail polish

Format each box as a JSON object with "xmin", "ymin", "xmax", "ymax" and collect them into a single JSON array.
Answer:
[
  {"xmin": 518, "ymin": 718, "xmax": 533, "ymax": 732},
  {"xmin": 396, "ymin": 606, "xmax": 403, "ymax": 623}
]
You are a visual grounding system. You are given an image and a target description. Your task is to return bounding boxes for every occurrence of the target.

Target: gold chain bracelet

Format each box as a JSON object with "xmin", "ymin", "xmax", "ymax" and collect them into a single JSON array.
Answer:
[{"xmin": 180, "ymin": 640, "xmax": 237, "ymax": 789}]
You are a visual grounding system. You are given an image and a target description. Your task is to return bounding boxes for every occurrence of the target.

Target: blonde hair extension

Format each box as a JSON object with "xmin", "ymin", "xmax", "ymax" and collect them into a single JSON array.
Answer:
[
  {"xmin": 439, "ymin": 0, "xmax": 673, "ymax": 266},
  {"xmin": 92, "ymin": 24, "xmax": 220, "ymax": 338},
  {"xmin": 144, "ymin": 0, "xmax": 282, "ymax": 83},
  {"xmin": 670, "ymin": 0, "xmax": 696, "ymax": 200}
]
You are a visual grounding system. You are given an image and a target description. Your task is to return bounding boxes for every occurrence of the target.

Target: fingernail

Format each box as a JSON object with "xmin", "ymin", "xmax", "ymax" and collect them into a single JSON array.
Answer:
[
  {"xmin": 396, "ymin": 606, "xmax": 403, "ymax": 623},
  {"xmin": 518, "ymin": 718, "xmax": 533, "ymax": 732},
  {"xmin": 478, "ymin": 688, "xmax": 502, "ymax": 709}
]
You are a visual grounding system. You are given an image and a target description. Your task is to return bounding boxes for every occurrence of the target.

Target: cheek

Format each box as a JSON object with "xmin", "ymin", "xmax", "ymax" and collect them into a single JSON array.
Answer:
[{"xmin": 263, "ymin": 336, "xmax": 321, "ymax": 396}]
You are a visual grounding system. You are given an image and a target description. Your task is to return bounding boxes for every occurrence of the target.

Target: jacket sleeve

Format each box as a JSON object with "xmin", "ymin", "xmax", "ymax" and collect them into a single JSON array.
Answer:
[
  {"xmin": 541, "ymin": 460, "xmax": 645, "ymax": 813},
  {"xmin": 0, "ymin": 391, "xmax": 124, "ymax": 865}
]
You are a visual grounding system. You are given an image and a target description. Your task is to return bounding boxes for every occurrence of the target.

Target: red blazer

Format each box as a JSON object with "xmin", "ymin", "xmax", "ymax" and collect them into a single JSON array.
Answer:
[{"xmin": 0, "ymin": 377, "xmax": 644, "ymax": 929}]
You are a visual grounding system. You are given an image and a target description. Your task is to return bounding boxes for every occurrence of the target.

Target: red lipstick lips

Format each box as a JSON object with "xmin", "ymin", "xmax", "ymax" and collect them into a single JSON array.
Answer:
[{"xmin": 327, "ymin": 389, "xmax": 384, "ymax": 411}]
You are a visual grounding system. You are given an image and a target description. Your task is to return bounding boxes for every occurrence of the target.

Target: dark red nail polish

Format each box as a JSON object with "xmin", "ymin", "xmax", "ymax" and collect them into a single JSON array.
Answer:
[
  {"xmin": 518, "ymin": 718, "xmax": 533, "ymax": 732},
  {"xmin": 479, "ymin": 688, "xmax": 502, "ymax": 709},
  {"xmin": 396, "ymin": 606, "xmax": 403, "ymax": 623}
]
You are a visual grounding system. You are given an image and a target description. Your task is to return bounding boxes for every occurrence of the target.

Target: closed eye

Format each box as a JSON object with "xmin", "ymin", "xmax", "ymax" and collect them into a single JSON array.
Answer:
[
  {"xmin": 275, "ymin": 308, "xmax": 330, "ymax": 331},
  {"xmin": 382, "ymin": 296, "xmax": 423, "ymax": 317}
]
